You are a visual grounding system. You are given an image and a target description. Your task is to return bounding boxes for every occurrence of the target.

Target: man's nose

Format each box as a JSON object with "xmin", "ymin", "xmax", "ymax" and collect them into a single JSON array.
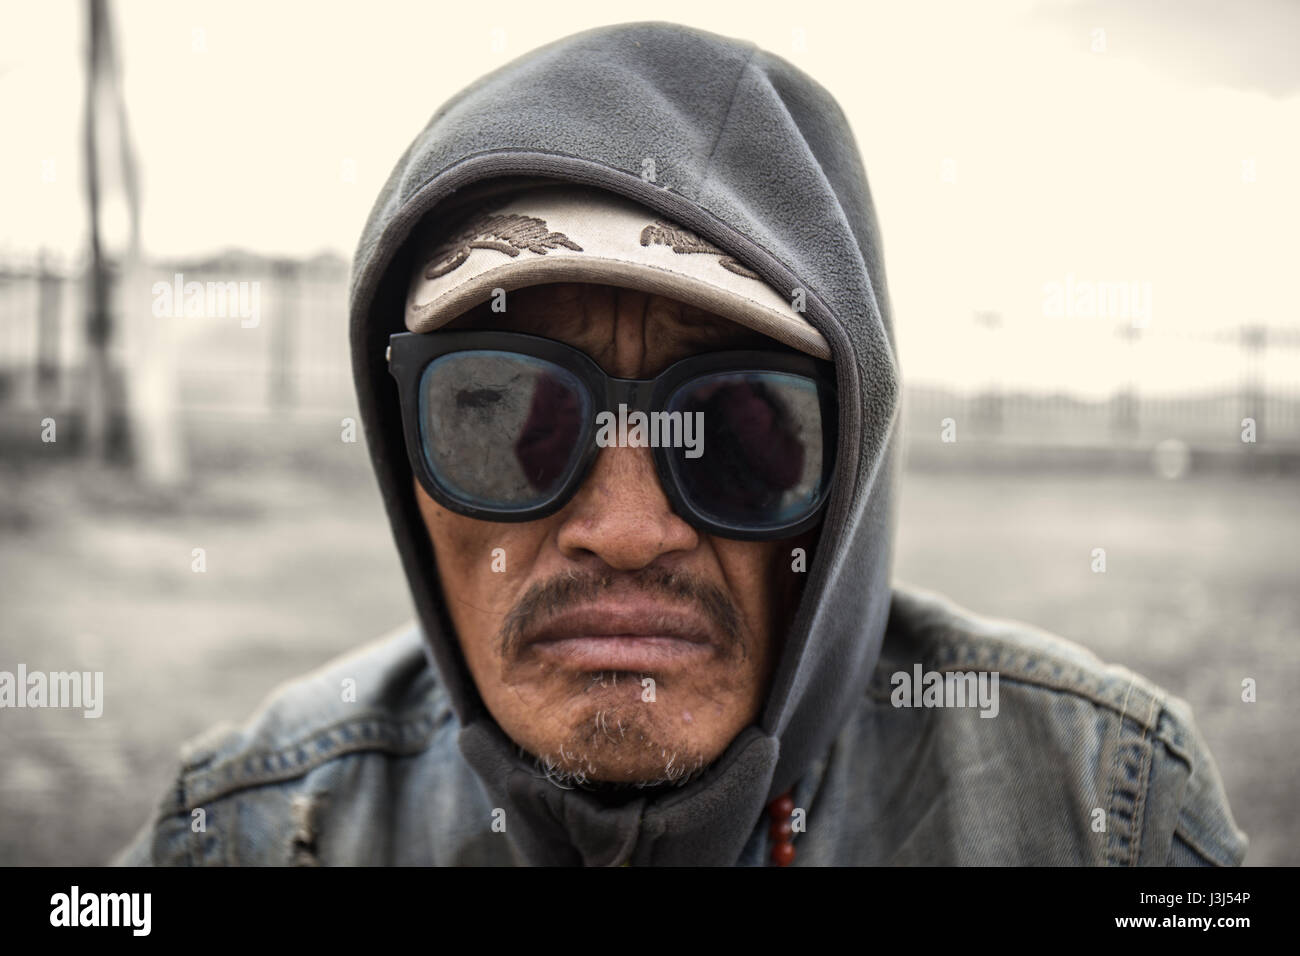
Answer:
[{"xmin": 555, "ymin": 444, "xmax": 698, "ymax": 570}]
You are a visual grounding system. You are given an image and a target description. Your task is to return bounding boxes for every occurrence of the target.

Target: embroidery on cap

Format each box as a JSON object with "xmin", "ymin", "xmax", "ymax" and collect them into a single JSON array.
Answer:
[
  {"xmin": 639, "ymin": 220, "xmax": 761, "ymax": 279},
  {"xmin": 423, "ymin": 213, "xmax": 583, "ymax": 279}
]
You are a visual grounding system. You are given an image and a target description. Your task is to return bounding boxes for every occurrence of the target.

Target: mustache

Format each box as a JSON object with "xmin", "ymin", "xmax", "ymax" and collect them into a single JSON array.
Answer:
[{"xmin": 498, "ymin": 567, "xmax": 744, "ymax": 661}]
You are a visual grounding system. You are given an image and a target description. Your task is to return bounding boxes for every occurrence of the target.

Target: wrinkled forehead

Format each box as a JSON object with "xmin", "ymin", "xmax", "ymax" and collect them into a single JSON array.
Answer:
[{"xmin": 438, "ymin": 282, "xmax": 776, "ymax": 377}]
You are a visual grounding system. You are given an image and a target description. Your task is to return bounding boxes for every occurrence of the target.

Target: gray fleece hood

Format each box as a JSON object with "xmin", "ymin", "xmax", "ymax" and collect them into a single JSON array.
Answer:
[{"xmin": 348, "ymin": 20, "xmax": 900, "ymax": 865}]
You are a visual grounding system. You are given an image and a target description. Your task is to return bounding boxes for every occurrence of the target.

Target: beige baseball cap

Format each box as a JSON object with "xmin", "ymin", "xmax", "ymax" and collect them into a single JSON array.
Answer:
[{"xmin": 405, "ymin": 183, "xmax": 829, "ymax": 360}]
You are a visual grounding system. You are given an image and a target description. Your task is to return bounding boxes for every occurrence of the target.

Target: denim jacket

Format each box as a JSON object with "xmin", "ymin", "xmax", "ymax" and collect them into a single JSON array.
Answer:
[{"xmin": 113, "ymin": 584, "xmax": 1247, "ymax": 866}]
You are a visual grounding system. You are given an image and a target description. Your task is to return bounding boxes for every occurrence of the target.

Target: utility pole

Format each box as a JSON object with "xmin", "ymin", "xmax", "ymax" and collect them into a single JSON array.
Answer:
[
  {"xmin": 82, "ymin": 0, "xmax": 183, "ymax": 481},
  {"xmin": 83, "ymin": 0, "xmax": 115, "ymax": 461}
]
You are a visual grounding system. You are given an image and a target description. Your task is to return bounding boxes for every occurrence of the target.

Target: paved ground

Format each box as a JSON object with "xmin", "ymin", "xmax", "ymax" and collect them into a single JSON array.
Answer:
[{"xmin": 1, "ymin": 436, "xmax": 1294, "ymax": 865}]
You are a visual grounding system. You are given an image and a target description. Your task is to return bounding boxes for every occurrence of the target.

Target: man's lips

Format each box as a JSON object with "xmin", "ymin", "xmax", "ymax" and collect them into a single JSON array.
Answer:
[{"xmin": 523, "ymin": 600, "xmax": 714, "ymax": 670}]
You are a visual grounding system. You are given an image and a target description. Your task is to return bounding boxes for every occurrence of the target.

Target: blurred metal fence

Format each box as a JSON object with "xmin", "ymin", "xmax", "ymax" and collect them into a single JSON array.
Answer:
[
  {"xmin": 2, "ymin": 255, "xmax": 1298, "ymax": 457},
  {"xmin": 902, "ymin": 382, "xmax": 1300, "ymax": 449},
  {"xmin": 0, "ymin": 252, "xmax": 353, "ymax": 421}
]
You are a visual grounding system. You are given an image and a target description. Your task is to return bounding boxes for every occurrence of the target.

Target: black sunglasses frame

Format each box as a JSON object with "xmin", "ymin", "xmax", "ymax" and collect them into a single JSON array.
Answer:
[{"xmin": 387, "ymin": 330, "xmax": 838, "ymax": 541}]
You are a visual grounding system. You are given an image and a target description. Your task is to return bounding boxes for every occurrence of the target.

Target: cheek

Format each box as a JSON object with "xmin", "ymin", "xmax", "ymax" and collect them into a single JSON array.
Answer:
[
  {"xmin": 708, "ymin": 537, "xmax": 784, "ymax": 641},
  {"xmin": 413, "ymin": 482, "xmax": 545, "ymax": 626},
  {"xmin": 709, "ymin": 534, "xmax": 813, "ymax": 667}
]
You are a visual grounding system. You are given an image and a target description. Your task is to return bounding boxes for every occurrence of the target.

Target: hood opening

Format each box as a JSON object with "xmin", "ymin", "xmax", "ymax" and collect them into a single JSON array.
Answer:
[{"xmin": 348, "ymin": 21, "xmax": 900, "ymax": 864}]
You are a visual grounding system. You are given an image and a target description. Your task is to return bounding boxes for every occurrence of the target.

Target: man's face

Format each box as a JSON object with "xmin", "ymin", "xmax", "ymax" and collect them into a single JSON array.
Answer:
[{"xmin": 413, "ymin": 283, "xmax": 816, "ymax": 786}]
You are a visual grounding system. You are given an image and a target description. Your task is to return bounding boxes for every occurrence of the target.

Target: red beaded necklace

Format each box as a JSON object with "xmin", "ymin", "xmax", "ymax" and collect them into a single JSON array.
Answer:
[{"xmin": 766, "ymin": 791, "xmax": 796, "ymax": 866}]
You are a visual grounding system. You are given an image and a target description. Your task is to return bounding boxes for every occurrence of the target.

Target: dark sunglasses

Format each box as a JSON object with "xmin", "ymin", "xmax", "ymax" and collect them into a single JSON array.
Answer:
[{"xmin": 387, "ymin": 330, "xmax": 837, "ymax": 541}]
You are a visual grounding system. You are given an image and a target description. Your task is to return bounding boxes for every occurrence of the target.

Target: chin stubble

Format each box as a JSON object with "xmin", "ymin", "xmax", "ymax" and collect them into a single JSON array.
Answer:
[{"xmin": 526, "ymin": 670, "xmax": 709, "ymax": 791}]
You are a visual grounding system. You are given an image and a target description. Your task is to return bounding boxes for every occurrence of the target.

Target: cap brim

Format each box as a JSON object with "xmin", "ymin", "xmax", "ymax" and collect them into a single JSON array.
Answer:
[{"xmin": 406, "ymin": 185, "xmax": 830, "ymax": 360}]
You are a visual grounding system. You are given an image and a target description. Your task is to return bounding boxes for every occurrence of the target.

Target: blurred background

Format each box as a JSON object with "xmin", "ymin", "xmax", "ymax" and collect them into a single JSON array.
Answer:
[{"xmin": 1, "ymin": 0, "xmax": 1296, "ymax": 865}]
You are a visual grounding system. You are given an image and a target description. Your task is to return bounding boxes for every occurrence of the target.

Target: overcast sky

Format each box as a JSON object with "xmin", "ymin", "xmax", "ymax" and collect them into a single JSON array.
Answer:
[{"xmin": 2, "ymin": 0, "xmax": 1297, "ymax": 392}]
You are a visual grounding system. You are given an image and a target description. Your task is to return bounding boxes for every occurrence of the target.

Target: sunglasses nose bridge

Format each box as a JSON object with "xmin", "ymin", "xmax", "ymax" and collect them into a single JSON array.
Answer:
[{"xmin": 601, "ymin": 376, "xmax": 654, "ymax": 414}]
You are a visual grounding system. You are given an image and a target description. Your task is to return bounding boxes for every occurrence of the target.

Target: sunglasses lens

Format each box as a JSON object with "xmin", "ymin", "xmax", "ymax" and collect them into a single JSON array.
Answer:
[
  {"xmin": 665, "ymin": 371, "xmax": 831, "ymax": 531},
  {"xmin": 418, "ymin": 351, "xmax": 591, "ymax": 511}
]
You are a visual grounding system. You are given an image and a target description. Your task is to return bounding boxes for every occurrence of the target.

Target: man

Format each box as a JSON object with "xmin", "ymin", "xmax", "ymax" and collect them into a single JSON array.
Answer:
[{"xmin": 114, "ymin": 21, "xmax": 1246, "ymax": 866}]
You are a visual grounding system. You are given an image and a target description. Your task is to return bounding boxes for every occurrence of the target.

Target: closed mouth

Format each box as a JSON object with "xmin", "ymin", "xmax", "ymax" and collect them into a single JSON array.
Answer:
[{"xmin": 523, "ymin": 600, "xmax": 715, "ymax": 670}]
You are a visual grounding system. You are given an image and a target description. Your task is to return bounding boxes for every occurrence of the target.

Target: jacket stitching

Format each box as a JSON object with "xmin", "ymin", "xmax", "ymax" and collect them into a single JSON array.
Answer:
[
  {"xmin": 867, "ymin": 628, "xmax": 1179, "ymax": 867},
  {"xmin": 1131, "ymin": 678, "xmax": 1163, "ymax": 867},
  {"xmin": 1155, "ymin": 713, "xmax": 1191, "ymax": 763},
  {"xmin": 1104, "ymin": 720, "xmax": 1153, "ymax": 867},
  {"xmin": 1103, "ymin": 678, "xmax": 1132, "ymax": 866},
  {"xmin": 867, "ymin": 630, "xmax": 1165, "ymax": 732},
  {"xmin": 179, "ymin": 706, "xmax": 448, "ymax": 808},
  {"xmin": 1172, "ymin": 815, "xmax": 1240, "ymax": 866},
  {"xmin": 1105, "ymin": 678, "xmax": 1156, "ymax": 866}
]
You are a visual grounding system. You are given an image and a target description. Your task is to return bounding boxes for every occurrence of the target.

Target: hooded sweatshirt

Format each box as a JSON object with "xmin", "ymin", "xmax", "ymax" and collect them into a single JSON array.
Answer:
[{"xmin": 114, "ymin": 21, "xmax": 1247, "ymax": 867}]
